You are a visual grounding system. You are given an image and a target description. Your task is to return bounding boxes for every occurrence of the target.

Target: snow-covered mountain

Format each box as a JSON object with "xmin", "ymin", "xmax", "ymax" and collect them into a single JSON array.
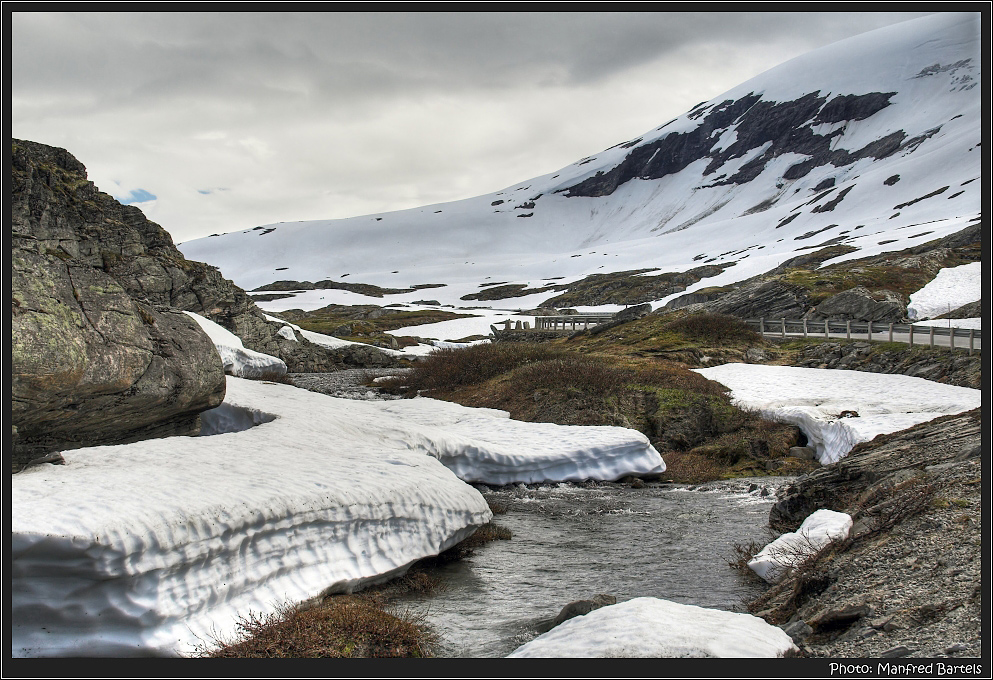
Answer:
[{"xmin": 179, "ymin": 13, "xmax": 981, "ymax": 316}]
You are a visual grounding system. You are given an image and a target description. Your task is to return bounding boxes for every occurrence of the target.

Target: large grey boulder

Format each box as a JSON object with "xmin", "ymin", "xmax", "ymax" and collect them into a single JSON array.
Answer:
[
  {"xmin": 810, "ymin": 286, "xmax": 905, "ymax": 322},
  {"xmin": 534, "ymin": 594, "xmax": 618, "ymax": 633},
  {"xmin": 704, "ymin": 280, "xmax": 811, "ymax": 320},
  {"xmin": 12, "ymin": 235, "xmax": 225, "ymax": 467}
]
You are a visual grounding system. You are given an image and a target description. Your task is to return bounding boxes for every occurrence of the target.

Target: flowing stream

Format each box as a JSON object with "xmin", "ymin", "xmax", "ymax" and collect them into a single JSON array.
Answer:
[{"xmin": 396, "ymin": 478, "xmax": 786, "ymax": 658}]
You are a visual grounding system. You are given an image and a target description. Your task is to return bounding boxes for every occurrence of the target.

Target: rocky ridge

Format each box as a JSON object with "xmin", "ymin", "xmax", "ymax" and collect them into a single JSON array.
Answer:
[
  {"xmin": 662, "ymin": 222, "xmax": 982, "ymax": 323},
  {"xmin": 750, "ymin": 410, "xmax": 982, "ymax": 659},
  {"xmin": 783, "ymin": 340, "xmax": 981, "ymax": 389}
]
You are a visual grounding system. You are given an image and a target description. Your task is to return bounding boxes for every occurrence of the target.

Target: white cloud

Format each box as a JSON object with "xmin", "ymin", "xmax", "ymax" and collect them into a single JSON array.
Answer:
[{"xmin": 11, "ymin": 11, "xmax": 934, "ymax": 243}]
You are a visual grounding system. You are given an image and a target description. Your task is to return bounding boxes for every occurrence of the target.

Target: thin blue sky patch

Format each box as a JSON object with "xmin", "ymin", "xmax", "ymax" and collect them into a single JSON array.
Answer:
[{"xmin": 121, "ymin": 188, "xmax": 157, "ymax": 204}]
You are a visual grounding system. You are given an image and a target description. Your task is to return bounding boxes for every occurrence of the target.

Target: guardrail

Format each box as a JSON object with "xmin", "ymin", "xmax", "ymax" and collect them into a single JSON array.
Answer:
[
  {"xmin": 745, "ymin": 318, "xmax": 982, "ymax": 354},
  {"xmin": 532, "ymin": 314, "xmax": 615, "ymax": 330}
]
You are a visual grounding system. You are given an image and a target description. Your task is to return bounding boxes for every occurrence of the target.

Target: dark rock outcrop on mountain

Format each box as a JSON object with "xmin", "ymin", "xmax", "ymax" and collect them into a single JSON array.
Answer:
[
  {"xmin": 809, "ymin": 286, "xmax": 906, "ymax": 322},
  {"xmin": 698, "ymin": 280, "xmax": 812, "ymax": 320},
  {"xmin": 11, "ymin": 140, "xmax": 226, "ymax": 466},
  {"xmin": 565, "ymin": 91, "xmax": 903, "ymax": 198},
  {"xmin": 541, "ymin": 265, "xmax": 727, "ymax": 308},
  {"xmin": 10, "ymin": 139, "xmax": 398, "ymax": 376},
  {"xmin": 661, "ymin": 221, "xmax": 981, "ymax": 323}
]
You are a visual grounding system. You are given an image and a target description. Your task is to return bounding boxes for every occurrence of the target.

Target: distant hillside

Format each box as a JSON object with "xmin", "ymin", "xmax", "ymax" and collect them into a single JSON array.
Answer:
[{"xmin": 179, "ymin": 12, "xmax": 981, "ymax": 321}]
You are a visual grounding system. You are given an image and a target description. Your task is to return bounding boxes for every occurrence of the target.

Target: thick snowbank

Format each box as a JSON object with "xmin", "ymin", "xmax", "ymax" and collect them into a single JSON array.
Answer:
[
  {"xmin": 372, "ymin": 397, "xmax": 666, "ymax": 484},
  {"xmin": 11, "ymin": 377, "xmax": 492, "ymax": 657},
  {"xmin": 907, "ymin": 262, "xmax": 982, "ymax": 320},
  {"xmin": 184, "ymin": 311, "xmax": 287, "ymax": 378},
  {"xmin": 12, "ymin": 377, "xmax": 665, "ymax": 656},
  {"xmin": 748, "ymin": 509, "xmax": 853, "ymax": 584},
  {"xmin": 507, "ymin": 597, "xmax": 796, "ymax": 657},
  {"xmin": 694, "ymin": 364, "xmax": 981, "ymax": 464}
]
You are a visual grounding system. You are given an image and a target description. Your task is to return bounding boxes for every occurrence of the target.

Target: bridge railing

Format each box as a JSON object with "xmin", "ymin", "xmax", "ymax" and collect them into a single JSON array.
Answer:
[
  {"xmin": 532, "ymin": 314, "xmax": 615, "ymax": 331},
  {"xmin": 744, "ymin": 318, "xmax": 982, "ymax": 354}
]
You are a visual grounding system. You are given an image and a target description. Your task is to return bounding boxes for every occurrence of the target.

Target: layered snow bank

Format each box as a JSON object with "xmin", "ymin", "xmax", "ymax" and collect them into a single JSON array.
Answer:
[
  {"xmin": 907, "ymin": 262, "xmax": 982, "ymax": 321},
  {"xmin": 184, "ymin": 311, "xmax": 287, "ymax": 378},
  {"xmin": 11, "ymin": 378, "xmax": 492, "ymax": 657},
  {"xmin": 371, "ymin": 397, "xmax": 666, "ymax": 484},
  {"xmin": 694, "ymin": 364, "xmax": 981, "ymax": 464},
  {"xmin": 12, "ymin": 377, "xmax": 665, "ymax": 656},
  {"xmin": 748, "ymin": 510, "xmax": 853, "ymax": 584},
  {"xmin": 507, "ymin": 597, "xmax": 796, "ymax": 658}
]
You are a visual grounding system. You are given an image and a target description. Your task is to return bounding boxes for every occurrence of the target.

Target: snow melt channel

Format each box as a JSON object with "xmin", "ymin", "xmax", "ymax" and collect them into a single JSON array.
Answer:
[{"xmin": 694, "ymin": 364, "xmax": 981, "ymax": 464}]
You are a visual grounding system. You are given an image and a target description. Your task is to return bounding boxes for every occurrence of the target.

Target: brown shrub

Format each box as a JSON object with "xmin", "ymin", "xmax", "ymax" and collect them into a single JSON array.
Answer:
[
  {"xmin": 399, "ymin": 342, "xmax": 569, "ymax": 392},
  {"xmin": 659, "ymin": 312, "xmax": 761, "ymax": 346},
  {"xmin": 201, "ymin": 598, "xmax": 435, "ymax": 658},
  {"xmin": 510, "ymin": 357, "xmax": 631, "ymax": 396}
]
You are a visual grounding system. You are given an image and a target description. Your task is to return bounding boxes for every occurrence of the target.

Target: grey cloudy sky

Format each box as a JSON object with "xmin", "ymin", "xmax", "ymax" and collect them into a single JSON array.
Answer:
[{"xmin": 11, "ymin": 11, "xmax": 934, "ymax": 243}]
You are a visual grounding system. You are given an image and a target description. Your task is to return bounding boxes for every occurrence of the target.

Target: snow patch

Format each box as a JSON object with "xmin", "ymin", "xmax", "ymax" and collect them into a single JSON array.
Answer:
[
  {"xmin": 906, "ymin": 261, "xmax": 981, "ymax": 320},
  {"xmin": 507, "ymin": 597, "xmax": 797, "ymax": 657},
  {"xmin": 748, "ymin": 509, "xmax": 853, "ymax": 584},
  {"xmin": 183, "ymin": 311, "xmax": 287, "ymax": 378}
]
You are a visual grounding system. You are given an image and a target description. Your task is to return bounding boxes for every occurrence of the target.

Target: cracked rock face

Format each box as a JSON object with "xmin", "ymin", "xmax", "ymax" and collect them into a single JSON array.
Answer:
[
  {"xmin": 10, "ymin": 140, "xmax": 232, "ymax": 466},
  {"xmin": 11, "ymin": 233, "xmax": 226, "ymax": 467}
]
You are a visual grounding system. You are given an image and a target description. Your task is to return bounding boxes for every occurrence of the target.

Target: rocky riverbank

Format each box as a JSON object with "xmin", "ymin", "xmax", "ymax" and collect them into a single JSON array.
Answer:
[{"xmin": 750, "ymin": 409, "xmax": 982, "ymax": 659}]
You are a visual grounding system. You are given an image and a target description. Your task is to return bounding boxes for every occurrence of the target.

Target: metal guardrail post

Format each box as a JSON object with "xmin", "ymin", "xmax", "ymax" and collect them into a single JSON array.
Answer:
[
  {"xmin": 781, "ymin": 318, "xmax": 786, "ymax": 339},
  {"xmin": 969, "ymin": 329, "xmax": 975, "ymax": 355},
  {"xmin": 867, "ymin": 320, "xmax": 872, "ymax": 340},
  {"xmin": 929, "ymin": 326, "xmax": 935, "ymax": 348},
  {"xmin": 802, "ymin": 318, "xmax": 807, "ymax": 338},
  {"xmin": 846, "ymin": 320, "xmax": 851, "ymax": 340},
  {"xmin": 950, "ymin": 328, "xmax": 955, "ymax": 351},
  {"xmin": 909, "ymin": 325, "xmax": 914, "ymax": 347},
  {"xmin": 759, "ymin": 317, "xmax": 765, "ymax": 337},
  {"xmin": 889, "ymin": 323, "xmax": 893, "ymax": 342}
]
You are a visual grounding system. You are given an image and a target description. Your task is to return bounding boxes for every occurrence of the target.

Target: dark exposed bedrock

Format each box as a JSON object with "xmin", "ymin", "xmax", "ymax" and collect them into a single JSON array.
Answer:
[{"xmin": 565, "ymin": 91, "xmax": 901, "ymax": 197}]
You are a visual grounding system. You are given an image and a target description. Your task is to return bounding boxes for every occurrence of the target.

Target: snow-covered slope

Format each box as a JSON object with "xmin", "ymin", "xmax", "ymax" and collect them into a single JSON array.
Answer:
[
  {"xmin": 180, "ymin": 13, "xmax": 981, "ymax": 321},
  {"xmin": 183, "ymin": 311, "xmax": 288, "ymax": 377}
]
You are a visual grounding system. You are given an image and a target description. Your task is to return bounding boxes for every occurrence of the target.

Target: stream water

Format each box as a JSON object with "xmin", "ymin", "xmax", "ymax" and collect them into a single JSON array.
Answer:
[{"xmin": 396, "ymin": 478, "xmax": 787, "ymax": 658}]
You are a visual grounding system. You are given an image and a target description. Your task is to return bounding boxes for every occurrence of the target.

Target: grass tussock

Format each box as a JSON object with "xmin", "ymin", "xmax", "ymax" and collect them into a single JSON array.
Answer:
[
  {"xmin": 420, "ymin": 522, "xmax": 513, "ymax": 566},
  {"xmin": 200, "ymin": 598, "xmax": 435, "ymax": 658}
]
